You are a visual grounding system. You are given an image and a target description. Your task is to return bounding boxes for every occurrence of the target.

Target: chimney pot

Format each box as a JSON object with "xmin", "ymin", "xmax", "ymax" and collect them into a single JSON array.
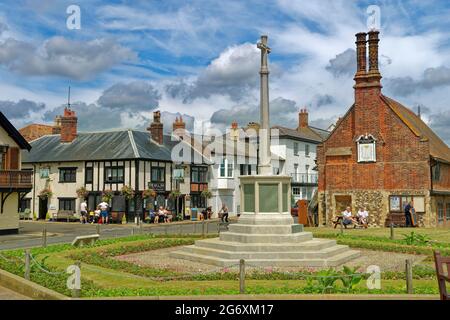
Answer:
[
  {"xmin": 298, "ymin": 108, "xmax": 308, "ymax": 129},
  {"xmin": 148, "ymin": 110, "xmax": 164, "ymax": 144},
  {"xmin": 172, "ymin": 114, "xmax": 186, "ymax": 136},
  {"xmin": 60, "ymin": 108, "xmax": 77, "ymax": 143}
]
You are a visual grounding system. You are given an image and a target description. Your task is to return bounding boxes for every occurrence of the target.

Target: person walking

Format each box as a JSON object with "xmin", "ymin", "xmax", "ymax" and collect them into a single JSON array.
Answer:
[
  {"xmin": 98, "ymin": 201, "xmax": 109, "ymax": 225},
  {"xmin": 80, "ymin": 200, "xmax": 88, "ymax": 224},
  {"xmin": 218, "ymin": 204, "xmax": 229, "ymax": 223}
]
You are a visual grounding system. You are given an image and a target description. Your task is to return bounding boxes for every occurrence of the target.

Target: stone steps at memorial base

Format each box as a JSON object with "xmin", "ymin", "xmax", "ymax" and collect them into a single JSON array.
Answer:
[
  {"xmin": 219, "ymin": 231, "xmax": 313, "ymax": 243},
  {"xmin": 180, "ymin": 244, "xmax": 350, "ymax": 260},
  {"xmin": 170, "ymin": 249, "xmax": 360, "ymax": 268},
  {"xmin": 194, "ymin": 238, "xmax": 338, "ymax": 252},
  {"xmin": 228, "ymin": 223, "xmax": 304, "ymax": 234}
]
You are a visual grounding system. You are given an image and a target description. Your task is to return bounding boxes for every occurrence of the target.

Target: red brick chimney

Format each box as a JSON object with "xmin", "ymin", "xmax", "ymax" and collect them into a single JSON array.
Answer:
[
  {"xmin": 298, "ymin": 108, "xmax": 308, "ymax": 129},
  {"xmin": 353, "ymin": 30, "xmax": 383, "ymax": 140},
  {"xmin": 148, "ymin": 110, "xmax": 163, "ymax": 144},
  {"xmin": 60, "ymin": 108, "xmax": 77, "ymax": 143},
  {"xmin": 173, "ymin": 116, "xmax": 186, "ymax": 131},
  {"xmin": 354, "ymin": 31, "xmax": 382, "ymax": 108}
]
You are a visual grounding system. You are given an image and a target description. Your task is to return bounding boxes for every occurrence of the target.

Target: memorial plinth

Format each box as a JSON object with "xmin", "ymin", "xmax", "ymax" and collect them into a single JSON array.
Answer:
[{"xmin": 171, "ymin": 35, "xmax": 359, "ymax": 267}]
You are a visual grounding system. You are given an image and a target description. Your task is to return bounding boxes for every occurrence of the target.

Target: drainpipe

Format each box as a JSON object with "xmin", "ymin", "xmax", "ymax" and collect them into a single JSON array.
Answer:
[{"xmin": 32, "ymin": 164, "xmax": 36, "ymax": 219}]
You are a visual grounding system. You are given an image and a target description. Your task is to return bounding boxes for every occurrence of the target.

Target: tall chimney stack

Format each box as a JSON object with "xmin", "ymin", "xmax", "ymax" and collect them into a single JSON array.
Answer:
[
  {"xmin": 148, "ymin": 110, "xmax": 164, "ymax": 144},
  {"xmin": 367, "ymin": 30, "xmax": 382, "ymax": 87},
  {"xmin": 298, "ymin": 108, "xmax": 309, "ymax": 129},
  {"xmin": 60, "ymin": 108, "xmax": 77, "ymax": 143},
  {"xmin": 354, "ymin": 32, "xmax": 368, "ymax": 87}
]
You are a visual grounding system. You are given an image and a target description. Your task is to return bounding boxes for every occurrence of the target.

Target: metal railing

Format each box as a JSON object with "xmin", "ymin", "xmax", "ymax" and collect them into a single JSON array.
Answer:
[
  {"xmin": 0, "ymin": 170, "xmax": 32, "ymax": 188},
  {"xmin": 290, "ymin": 173, "xmax": 318, "ymax": 184}
]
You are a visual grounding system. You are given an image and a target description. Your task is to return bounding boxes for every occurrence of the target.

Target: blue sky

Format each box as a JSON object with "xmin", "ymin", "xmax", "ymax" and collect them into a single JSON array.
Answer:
[{"xmin": 1, "ymin": 0, "xmax": 450, "ymax": 143}]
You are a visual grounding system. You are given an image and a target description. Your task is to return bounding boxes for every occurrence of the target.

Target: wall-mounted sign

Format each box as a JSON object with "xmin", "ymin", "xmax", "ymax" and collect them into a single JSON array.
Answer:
[{"xmin": 149, "ymin": 182, "xmax": 165, "ymax": 192}]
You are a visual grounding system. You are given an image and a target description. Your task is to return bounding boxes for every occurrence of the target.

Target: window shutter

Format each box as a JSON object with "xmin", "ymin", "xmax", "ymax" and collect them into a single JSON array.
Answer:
[{"xmin": 6, "ymin": 147, "xmax": 20, "ymax": 169}]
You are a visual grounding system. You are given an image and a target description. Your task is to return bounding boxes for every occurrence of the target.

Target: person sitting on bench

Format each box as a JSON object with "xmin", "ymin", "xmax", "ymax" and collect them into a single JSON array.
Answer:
[
  {"xmin": 356, "ymin": 207, "xmax": 369, "ymax": 228},
  {"xmin": 342, "ymin": 206, "xmax": 356, "ymax": 228}
]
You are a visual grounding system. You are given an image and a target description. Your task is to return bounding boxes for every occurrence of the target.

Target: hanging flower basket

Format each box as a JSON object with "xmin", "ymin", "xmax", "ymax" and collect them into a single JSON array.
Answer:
[
  {"xmin": 169, "ymin": 190, "xmax": 181, "ymax": 199},
  {"xmin": 120, "ymin": 185, "xmax": 135, "ymax": 200},
  {"xmin": 76, "ymin": 186, "xmax": 88, "ymax": 199},
  {"xmin": 102, "ymin": 189, "xmax": 114, "ymax": 202},
  {"xmin": 142, "ymin": 188, "xmax": 157, "ymax": 199},
  {"xmin": 39, "ymin": 188, "xmax": 53, "ymax": 199},
  {"xmin": 201, "ymin": 189, "xmax": 212, "ymax": 199}
]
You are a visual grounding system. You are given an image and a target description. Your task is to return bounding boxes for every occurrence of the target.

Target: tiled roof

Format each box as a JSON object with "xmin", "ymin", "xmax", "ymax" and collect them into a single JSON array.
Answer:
[
  {"xmin": 0, "ymin": 111, "xmax": 31, "ymax": 150},
  {"xmin": 382, "ymin": 95, "xmax": 450, "ymax": 163},
  {"xmin": 272, "ymin": 125, "xmax": 329, "ymax": 143},
  {"xmin": 21, "ymin": 130, "xmax": 209, "ymax": 163}
]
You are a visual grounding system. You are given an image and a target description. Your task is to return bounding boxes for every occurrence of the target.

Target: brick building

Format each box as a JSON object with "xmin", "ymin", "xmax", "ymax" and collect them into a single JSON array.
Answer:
[{"xmin": 317, "ymin": 31, "xmax": 450, "ymax": 227}]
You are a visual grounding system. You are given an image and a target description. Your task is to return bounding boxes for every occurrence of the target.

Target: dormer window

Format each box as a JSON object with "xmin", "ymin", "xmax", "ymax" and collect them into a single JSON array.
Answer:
[{"xmin": 356, "ymin": 134, "xmax": 376, "ymax": 162}]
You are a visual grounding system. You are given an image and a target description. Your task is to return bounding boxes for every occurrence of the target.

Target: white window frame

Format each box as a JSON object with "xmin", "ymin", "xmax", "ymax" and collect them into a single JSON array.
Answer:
[
  {"xmin": 356, "ymin": 134, "xmax": 377, "ymax": 163},
  {"xmin": 219, "ymin": 159, "xmax": 234, "ymax": 178},
  {"xmin": 305, "ymin": 144, "xmax": 310, "ymax": 157}
]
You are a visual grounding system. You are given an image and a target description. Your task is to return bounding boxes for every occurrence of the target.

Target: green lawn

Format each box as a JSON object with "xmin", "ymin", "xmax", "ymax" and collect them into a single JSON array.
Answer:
[
  {"xmin": 0, "ymin": 233, "xmax": 443, "ymax": 297},
  {"xmin": 306, "ymin": 227, "xmax": 450, "ymax": 243}
]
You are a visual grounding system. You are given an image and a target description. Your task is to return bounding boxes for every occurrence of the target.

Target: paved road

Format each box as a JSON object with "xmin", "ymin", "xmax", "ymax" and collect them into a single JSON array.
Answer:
[
  {"xmin": 0, "ymin": 219, "xmax": 230, "ymax": 250},
  {"xmin": 0, "ymin": 285, "xmax": 30, "ymax": 300}
]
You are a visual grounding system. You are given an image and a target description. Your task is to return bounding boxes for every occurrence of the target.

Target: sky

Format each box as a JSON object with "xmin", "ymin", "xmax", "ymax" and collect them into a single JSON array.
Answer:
[{"xmin": 1, "ymin": 0, "xmax": 450, "ymax": 144}]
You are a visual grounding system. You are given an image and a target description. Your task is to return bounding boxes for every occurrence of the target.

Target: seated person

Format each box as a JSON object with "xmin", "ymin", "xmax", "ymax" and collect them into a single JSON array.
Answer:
[
  {"xmin": 148, "ymin": 210, "xmax": 155, "ymax": 223},
  {"xmin": 165, "ymin": 209, "xmax": 172, "ymax": 223},
  {"xmin": 206, "ymin": 206, "xmax": 213, "ymax": 219},
  {"xmin": 342, "ymin": 206, "xmax": 355, "ymax": 228},
  {"xmin": 356, "ymin": 207, "xmax": 369, "ymax": 228},
  {"xmin": 201, "ymin": 208, "xmax": 208, "ymax": 220},
  {"xmin": 156, "ymin": 206, "xmax": 165, "ymax": 224}
]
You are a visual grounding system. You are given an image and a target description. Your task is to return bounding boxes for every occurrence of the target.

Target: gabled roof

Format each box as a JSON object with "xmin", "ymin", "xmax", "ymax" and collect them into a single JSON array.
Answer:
[
  {"xmin": 21, "ymin": 129, "xmax": 210, "ymax": 164},
  {"xmin": 272, "ymin": 125, "xmax": 328, "ymax": 143},
  {"xmin": 381, "ymin": 95, "xmax": 450, "ymax": 163},
  {"xmin": 0, "ymin": 112, "xmax": 31, "ymax": 150}
]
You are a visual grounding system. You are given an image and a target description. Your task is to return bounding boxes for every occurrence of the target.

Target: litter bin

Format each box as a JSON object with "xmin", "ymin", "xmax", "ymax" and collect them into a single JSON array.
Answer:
[{"xmin": 191, "ymin": 208, "xmax": 198, "ymax": 221}]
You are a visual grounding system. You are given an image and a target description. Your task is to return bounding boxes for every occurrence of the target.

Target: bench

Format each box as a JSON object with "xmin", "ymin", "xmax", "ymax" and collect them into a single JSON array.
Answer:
[
  {"xmin": 19, "ymin": 209, "xmax": 32, "ymax": 220},
  {"xmin": 333, "ymin": 216, "xmax": 366, "ymax": 229},
  {"xmin": 434, "ymin": 251, "xmax": 450, "ymax": 300},
  {"xmin": 71, "ymin": 234, "xmax": 100, "ymax": 247},
  {"xmin": 53, "ymin": 210, "xmax": 78, "ymax": 222}
]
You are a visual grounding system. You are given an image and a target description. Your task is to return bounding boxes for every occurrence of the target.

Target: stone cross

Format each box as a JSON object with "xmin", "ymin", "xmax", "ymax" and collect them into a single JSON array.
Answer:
[{"xmin": 257, "ymin": 35, "xmax": 272, "ymax": 175}]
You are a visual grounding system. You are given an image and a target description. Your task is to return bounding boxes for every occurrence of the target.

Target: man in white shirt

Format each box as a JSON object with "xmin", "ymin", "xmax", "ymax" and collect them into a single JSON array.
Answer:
[
  {"xmin": 99, "ymin": 201, "xmax": 109, "ymax": 224},
  {"xmin": 342, "ymin": 206, "xmax": 355, "ymax": 228},
  {"xmin": 80, "ymin": 200, "xmax": 88, "ymax": 224},
  {"xmin": 357, "ymin": 207, "xmax": 369, "ymax": 228}
]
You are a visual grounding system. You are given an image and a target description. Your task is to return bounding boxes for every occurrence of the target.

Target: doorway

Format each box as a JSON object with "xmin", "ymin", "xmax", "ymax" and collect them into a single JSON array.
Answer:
[
  {"xmin": 335, "ymin": 195, "xmax": 352, "ymax": 216},
  {"xmin": 38, "ymin": 197, "xmax": 48, "ymax": 220}
]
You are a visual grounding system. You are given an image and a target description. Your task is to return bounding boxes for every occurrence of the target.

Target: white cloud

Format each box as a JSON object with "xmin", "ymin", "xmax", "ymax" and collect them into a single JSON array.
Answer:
[{"xmin": 0, "ymin": 36, "xmax": 136, "ymax": 80}]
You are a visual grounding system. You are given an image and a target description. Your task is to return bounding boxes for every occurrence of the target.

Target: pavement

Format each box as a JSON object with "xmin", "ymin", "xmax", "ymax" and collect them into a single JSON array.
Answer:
[
  {"xmin": 0, "ymin": 285, "xmax": 30, "ymax": 300},
  {"xmin": 0, "ymin": 219, "xmax": 229, "ymax": 250}
]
